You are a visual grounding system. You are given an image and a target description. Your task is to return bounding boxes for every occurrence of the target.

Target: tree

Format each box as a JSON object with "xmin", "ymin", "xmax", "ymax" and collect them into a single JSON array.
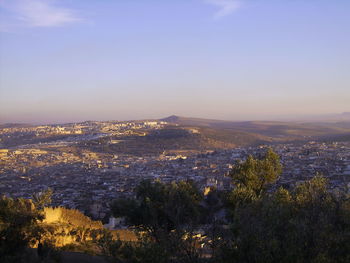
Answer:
[
  {"xmin": 0, "ymin": 196, "xmax": 44, "ymax": 263},
  {"xmin": 218, "ymin": 175, "xmax": 350, "ymax": 263},
  {"xmin": 112, "ymin": 180, "xmax": 203, "ymax": 238},
  {"xmin": 227, "ymin": 148, "xmax": 282, "ymax": 210},
  {"xmin": 110, "ymin": 179, "xmax": 204, "ymax": 263},
  {"xmin": 230, "ymin": 148, "xmax": 282, "ymax": 198}
]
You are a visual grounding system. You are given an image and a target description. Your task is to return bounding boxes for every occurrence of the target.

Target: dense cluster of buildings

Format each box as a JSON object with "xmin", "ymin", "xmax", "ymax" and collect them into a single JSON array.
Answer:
[
  {"xmin": 0, "ymin": 121, "xmax": 167, "ymax": 137},
  {"xmin": 0, "ymin": 121, "xmax": 168, "ymax": 148},
  {"xmin": 1, "ymin": 122, "xmax": 349, "ymax": 221}
]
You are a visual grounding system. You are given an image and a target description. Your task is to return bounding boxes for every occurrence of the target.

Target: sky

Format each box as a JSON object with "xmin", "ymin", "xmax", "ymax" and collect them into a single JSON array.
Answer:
[{"xmin": 0, "ymin": 0, "xmax": 349, "ymax": 124}]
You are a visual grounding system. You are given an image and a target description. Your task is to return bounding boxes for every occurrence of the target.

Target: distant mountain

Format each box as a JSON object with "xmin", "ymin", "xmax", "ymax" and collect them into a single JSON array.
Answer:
[{"xmin": 161, "ymin": 115, "xmax": 181, "ymax": 123}]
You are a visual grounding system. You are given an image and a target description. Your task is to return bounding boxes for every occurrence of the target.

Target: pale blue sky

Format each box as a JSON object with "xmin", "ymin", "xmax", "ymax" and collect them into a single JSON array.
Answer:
[{"xmin": 0, "ymin": 0, "xmax": 349, "ymax": 124}]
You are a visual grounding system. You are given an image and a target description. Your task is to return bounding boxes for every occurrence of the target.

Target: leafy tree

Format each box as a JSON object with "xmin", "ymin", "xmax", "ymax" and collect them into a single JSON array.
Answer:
[
  {"xmin": 230, "ymin": 148, "xmax": 282, "ymax": 198},
  {"xmin": 110, "ymin": 179, "xmax": 204, "ymax": 262},
  {"xmin": 112, "ymin": 180, "xmax": 203, "ymax": 238},
  {"xmin": 227, "ymin": 148, "xmax": 282, "ymax": 212},
  {"xmin": 218, "ymin": 175, "xmax": 350, "ymax": 263}
]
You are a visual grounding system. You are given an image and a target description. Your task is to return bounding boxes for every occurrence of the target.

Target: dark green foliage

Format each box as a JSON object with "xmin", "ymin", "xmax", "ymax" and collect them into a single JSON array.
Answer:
[
  {"xmin": 220, "ymin": 150, "xmax": 350, "ymax": 262},
  {"xmin": 229, "ymin": 148, "xmax": 282, "ymax": 199},
  {"xmin": 110, "ymin": 180, "xmax": 204, "ymax": 263},
  {"xmin": 0, "ymin": 196, "xmax": 44, "ymax": 262},
  {"xmin": 96, "ymin": 229, "xmax": 169, "ymax": 263},
  {"xmin": 0, "ymin": 189, "xmax": 61, "ymax": 263},
  {"xmin": 219, "ymin": 176, "xmax": 350, "ymax": 263},
  {"xmin": 112, "ymin": 180, "xmax": 203, "ymax": 237}
]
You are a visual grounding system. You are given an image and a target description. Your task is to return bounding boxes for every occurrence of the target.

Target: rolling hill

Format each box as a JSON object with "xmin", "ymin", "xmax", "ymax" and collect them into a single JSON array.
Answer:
[
  {"xmin": 79, "ymin": 116, "xmax": 350, "ymax": 155},
  {"xmin": 160, "ymin": 115, "xmax": 350, "ymax": 139}
]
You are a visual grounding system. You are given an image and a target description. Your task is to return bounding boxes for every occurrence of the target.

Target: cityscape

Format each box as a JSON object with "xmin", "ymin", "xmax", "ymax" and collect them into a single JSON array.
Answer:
[
  {"xmin": 1, "ymin": 119, "xmax": 349, "ymax": 222},
  {"xmin": 1, "ymin": 0, "xmax": 349, "ymax": 262}
]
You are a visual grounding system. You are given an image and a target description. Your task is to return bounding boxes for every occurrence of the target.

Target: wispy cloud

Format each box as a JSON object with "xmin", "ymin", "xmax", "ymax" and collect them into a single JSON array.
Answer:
[
  {"xmin": 0, "ymin": 0, "xmax": 82, "ymax": 31},
  {"xmin": 205, "ymin": 0, "xmax": 241, "ymax": 19}
]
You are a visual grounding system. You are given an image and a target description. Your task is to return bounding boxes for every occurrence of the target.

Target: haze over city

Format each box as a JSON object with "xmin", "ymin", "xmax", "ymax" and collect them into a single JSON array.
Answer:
[{"xmin": 1, "ymin": 0, "xmax": 349, "ymax": 124}]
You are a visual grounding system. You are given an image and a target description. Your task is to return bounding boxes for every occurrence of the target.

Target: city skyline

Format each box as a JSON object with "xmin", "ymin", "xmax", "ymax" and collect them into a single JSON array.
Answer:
[{"xmin": 1, "ymin": 0, "xmax": 349, "ymax": 124}]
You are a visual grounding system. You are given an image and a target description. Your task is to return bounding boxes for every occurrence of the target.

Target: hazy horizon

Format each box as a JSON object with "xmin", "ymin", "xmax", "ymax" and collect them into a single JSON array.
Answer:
[
  {"xmin": 1, "ymin": 0, "xmax": 349, "ymax": 124},
  {"xmin": 1, "ymin": 112, "xmax": 350, "ymax": 126}
]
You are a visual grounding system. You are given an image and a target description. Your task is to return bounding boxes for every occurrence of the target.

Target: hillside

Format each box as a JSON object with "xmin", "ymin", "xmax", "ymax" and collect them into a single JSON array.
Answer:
[
  {"xmin": 83, "ymin": 127, "xmax": 270, "ymax": 155},
  {"xmin": 77, "ymin": 116, "xmax": 350, "ymax": 155},
  {"xmin": 3, "ymin": 116, "xmax": 349, "ymax": 154},
  {"xmin": 161, "ymin": 115, "xmax": 350, "ymax": 139}
]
